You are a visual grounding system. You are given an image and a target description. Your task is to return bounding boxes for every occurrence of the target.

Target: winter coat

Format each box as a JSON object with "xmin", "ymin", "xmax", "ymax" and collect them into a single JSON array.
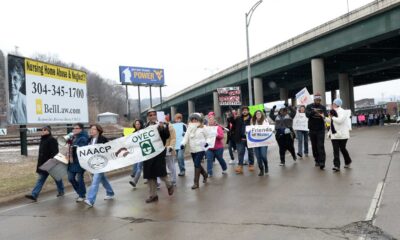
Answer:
[
  {"xmin": 36, "ymin": 134, "xmax": 59, "ymax": 174},
  {"xmin": 165, "ymin": 124, "xmax": 177, "ymax": 156},
  {"xmin": 233, "ymin": 115, "xmax": 252, "ymax": 143},
  {"xmin": 328, "ymin": 107, "xmax": 350, "ymax": 140},
  {"xmin": 209, "ymin": 125, "xmax": 224, "ymax": 150},
  {"xmin": 305, "ymin": 103, "xmax": 328, "ymax": 132},
  {"xmin": 226, "ymin": 116, "xmax": 236, "ymax": 144},
  {"xmin": 181, "ymin": 124, "xmax": 208, "ymax": 153},
  {"xmin": 88, "ymin": 135, "xmax": 109, "ymax": 145},
  {"xmin": 68, "ymin": 131, "xmax": 89, "ymax": 173},
  {"xmin": 143, "ymin": 122, "xmax": 170, "ymax": 179}
]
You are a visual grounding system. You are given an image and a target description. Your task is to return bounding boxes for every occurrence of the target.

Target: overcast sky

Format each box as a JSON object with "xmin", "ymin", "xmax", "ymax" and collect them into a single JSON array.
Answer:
[{"xmin": 1, "ymin": 0, "xmax": 399, "ymax": 104}]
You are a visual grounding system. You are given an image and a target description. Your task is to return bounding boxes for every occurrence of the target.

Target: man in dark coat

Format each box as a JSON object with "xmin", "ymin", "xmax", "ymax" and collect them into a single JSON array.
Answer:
[
  {"xmin": 305, "ymin": 93, "xmax": 328, "ymax": 170},
  {"xmin": 226, "ymin": 109, "xmax": 237, "ymax": 164},
  {"xmin": 25, "ymin": 126, "xmax": 64, "ymax": 201},
  {"xmin": 143, "ymin": 109, "xmax": 174, "ymax": 203}
]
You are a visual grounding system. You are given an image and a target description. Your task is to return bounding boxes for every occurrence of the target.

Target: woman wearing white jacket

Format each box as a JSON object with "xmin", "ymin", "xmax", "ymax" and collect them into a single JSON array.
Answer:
[
  {"xmin": 328, "ymin": 99, "xmax": 352, "ymax": 172},
  {"xmin": 181, "ymin": 113, "xmax": 209, "ymax": 189}
]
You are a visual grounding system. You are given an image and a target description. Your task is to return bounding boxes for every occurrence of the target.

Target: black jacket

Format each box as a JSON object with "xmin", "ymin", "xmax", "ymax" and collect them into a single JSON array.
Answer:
[
  {"xmin": 233, "ymin": 115, "xmax": 251, "ymax": 143},
  {"xmin": 37, "ymin": 134, "xmax": 59, "ymax": 174},
  {"xmin": 226, "ymin": 116, "xmax": 236, "ymax": 144},
  {"xmin": 305, "ymin": 103, "xmax": 328, "ymax": 132},
  {"xmin": 143, "ymin": 122, "xmax": 170, "ymax": 179},
  {"xmin": 88, "ymin": 135, "xmax": 109, "ymax": 145}
]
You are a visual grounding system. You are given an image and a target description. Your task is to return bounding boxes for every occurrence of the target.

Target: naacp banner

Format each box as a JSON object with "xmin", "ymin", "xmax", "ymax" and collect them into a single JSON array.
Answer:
[
  {"xmin": 77, "ymin": 125, "xmax": 165, "ymax": 174},
  {"xmin": 7, "ymin": 55, "xmax": 88, "ymax": 125},
  {"xmin": 246, "ymin": 125, "xmax": 276, "ymax": 148}
]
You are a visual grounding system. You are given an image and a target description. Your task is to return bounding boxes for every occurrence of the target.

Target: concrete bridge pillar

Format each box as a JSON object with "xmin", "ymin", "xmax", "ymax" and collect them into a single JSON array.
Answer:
[
  {"xmin": 339, "ymin": 73, "xmax": 351, "ymax": 109},
  {"xmin": 213, "ymin": 91, "xmax": 222, "ymax": 122},
  {"xmin": 331, "ymin": 90, "xmax": 337, "ymax": 104},
  {"xmin": 254, "ymin": 78, "xmax": 264, "ymax": 104},
  {"xmin": 188, "ymin": 100, "xmax": 195, "ymax": 115},
  {"xmin": 349, "ymin": 77, "xmax": 355, "ymax": 114},
  {"xmin": 170, "ymin": 106, "xmax": 177, "ymax": 120},
  {"xmin": 291, "ymin": 97, "xmax": 297, "ymax": 107},
  {"xmin": 280, "ymin": 88, "xmax": 289, "ymax": 104},
  {"xmin": 311, "ymin": 58, "xmax": 327, "ymax": 105}
]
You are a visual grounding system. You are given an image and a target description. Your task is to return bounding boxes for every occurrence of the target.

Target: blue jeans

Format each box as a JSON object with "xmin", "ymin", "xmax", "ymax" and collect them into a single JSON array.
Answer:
[
  {"xmin": 237, "ymin": 141, "xmax": 254, "ymax": 166},
  {"xmin": 191, "ymin": 151, "xmax": 205, "ymax": 168},
  {"xmin": 87, "ymin": 173, "xmax": 114, "ymax": 205},
  {"xmin": 31, "ymin": 172, "xmax": 64, "ymax": 198},
  {"xmin": 206, "ymin": 148, "xmax": 227, "ymax": 176},
  {"xmin": 254, "ymin": 146, "xmax": 268, "ymax": 171},
  {"xmin": 176, "ymin": 149, "xmax": 185, "ymax": 173},
  {"xmin": 68, "ymin": 171, "xmax": 86, "ymax": 198},
  {"xmin": 296, "ymin": 130, "xmax": 309, "ymax": 155},
  {"xmin": 131, "ymin": 162, "xmax": 143, "ymax": 184}
]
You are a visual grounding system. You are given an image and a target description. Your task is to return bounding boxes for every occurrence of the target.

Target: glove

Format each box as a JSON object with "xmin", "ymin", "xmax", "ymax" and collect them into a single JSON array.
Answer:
[
  {"xmin": 204, "ymin": 143, "xmax": 209, "ymax": 148},
  {"xmin": 272, "ymin": 105, "xmax": 276, "ymax": 109},
  {"xmin": 168, "ymin": 147, "xmax": 173, "ymax": 153},
  {"xmin": 180, "ymin": 145, "xmax": 185, "ymax": 150},
  {"xmin": 284, "ymin": 103, "xmax": 288, "ymax": 107}
]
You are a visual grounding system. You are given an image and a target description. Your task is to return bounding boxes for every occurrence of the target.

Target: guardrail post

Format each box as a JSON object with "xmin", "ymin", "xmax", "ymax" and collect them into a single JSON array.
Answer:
[{"xmin": 20, "ymin": 125, "xmax": 28, "ymax": 156}]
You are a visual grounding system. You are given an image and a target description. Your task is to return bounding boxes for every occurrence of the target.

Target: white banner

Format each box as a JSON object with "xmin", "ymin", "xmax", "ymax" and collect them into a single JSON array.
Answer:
[
  {"xmin": 204, "ymin": 126, "xmax": 218, "ymax": 149},
  {"xmin": 246, "ymin": 125, "xmax": 276, "ymax": 148},
  {"xmin": 293, "ymin": 113, "xmax": 309, "ymax": 131},
  {"xmin": 296, "ymin": 88, "xmax": 312, "ymax": 106},
  {"xmin": 8, "ymin": 55, "xmax": 89, "ymax": 125},
  {"xmin": 77, "ymin": 125, "xmax": 165, "ymax": 174}
]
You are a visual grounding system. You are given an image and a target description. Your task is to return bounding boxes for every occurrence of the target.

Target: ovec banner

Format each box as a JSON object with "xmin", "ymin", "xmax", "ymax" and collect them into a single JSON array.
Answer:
[
  {"xmin": 119, "ymin": 66, "xmax": 164, "ymax": 85},
  {"xmin": 78, "ymin": 125, "xmax": 165, "ymax": 174},
  {"xmin": 7, "ymin": 55, "xmax": 88, "ymax": 124}
]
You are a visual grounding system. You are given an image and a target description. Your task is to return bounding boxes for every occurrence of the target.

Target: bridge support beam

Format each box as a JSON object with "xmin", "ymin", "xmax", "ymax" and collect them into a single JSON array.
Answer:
[
  {"xmin": 213, "ymin": 91, "xmax": 222, "ymax": 122},
  {"xmin": 171, "ymin": 106, "xmax": 177, "ymax": 120},
  {"xmin": 280, "ymin": 88, "xmax": 289, "ymax": 104},
  {"xmin": 291, "ymin": 97, "xmax": 297, "ymax": 107},
  {"xmin": 311, "ymin": 58, "xmax": 326, "ymax": 105},
  {"xmin": 188, "ymin": 100, "xmax": 195, "ymax": 115},
  {"xmin": 349, "ymin": 77, "xmax": 355, "ymax": 114},
  {"xmin": 331, "ymin": 89, "xmax": 338, "ymax": 104},
  {"xmin": 254, "ymin": 78, "xmax": 264, "ymax": 104},
  {"xmin": 339, "ymin": 73, "xmax": 351, "ymax": 110}
]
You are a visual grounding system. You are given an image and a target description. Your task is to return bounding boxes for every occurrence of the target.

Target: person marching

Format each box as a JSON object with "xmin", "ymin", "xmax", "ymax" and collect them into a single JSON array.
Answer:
[
  {"xmin": 67, "ymin": 123, "xmax": 89, "ymax": 202},
  {"xmin": 206, "ymin": 112, "xmax": 228, "ymax": 177},
  {"xmin": 25, "ymin": 126, "xmax": 64, "ymax": 201},
  {"xmin": 294, "ymin": 105, "xmax": 309, "ymax": 158},
  {"xmin": 165, "ymin": 117, "xmax": 177, "ymax": 186},
  {"xmin": 181, "ymin": 113, "xmax": 209, "ymax": 189},
  {"xmin": 269, "ymin": 104, "xmax": 297, "ymax": 166},
  {"xmin": 173, "ymin": 113, "xmax": 187, "ymax": 177},
  {"xmin": 84, "ymin": 124, "xmax": 115, "ymax": 207},
  {"xmin": 143, "ymin": 109, "xmax": 174, "ymax": 203},
  {"xmin": 129, "ymin": 119, "xmax": 145, "ymax": 188},
  {"xmin": 328, "ymin": 99, "xmax": 353, "ymax": 172},
  {"xmin": 305, "ymin": 93, "xmax": 328, "ymax": 170},
  {"xmin": 226, "ymin": 109, "xmax": 237, "ymax": 165},
  {"xmin": 234, "ymin": 106, "xmax": 255, "ymax": 174},
  {"xmin": 251, "ymin": 110, "xmax": 270, "ymax": 176}
]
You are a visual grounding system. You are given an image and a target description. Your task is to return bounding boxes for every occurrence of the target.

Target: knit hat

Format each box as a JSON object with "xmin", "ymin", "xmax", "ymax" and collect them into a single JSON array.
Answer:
[
  {"xmin": 189, "ymin": 113, "xmax": 202, "ymax": 122},
  {"xmin": 147, "ymin": 108, "xmax": 156, "ymax": 115},
  {"xmin": 207, "ymin": 112, "xmax": 215, "ymax": 118},
  {"xmin": 42, "ymin": 125, "xmax": 51, "ymax": 133},
  {"xmin": 314, "ymin": 92, "xmax": 322, "ymax": 100},
  {"xmin": 333, "ymin": 98, "xmax": 343, "ymax": 107}
]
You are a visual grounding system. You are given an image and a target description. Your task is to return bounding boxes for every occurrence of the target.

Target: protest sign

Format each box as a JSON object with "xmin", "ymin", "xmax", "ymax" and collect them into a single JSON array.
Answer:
[
  {"xmin": 296, "ymin": 88, "xmax": 312, "ymax": 106},
  {"xmin": 217, "ymin": 87, "xmax": 241, "ymax": 106},
  {"xmin": 249, "ymin": 104, "xmax": 265, "ymax": 116},
  {"xmin": 293, "ymin": 113, "xmax": 309, "ymax": 131},
  {"xmin": 157, "ymin": 111, "xmax": 166, "ymax": 122},
  {"xmin": 123, "ymin": 128, "xmax": 135, "ymax": 136},
  {"xmin": 245, "ymin": 125, "xmax": 276, "ymax": 148},
  {"xmin": 77, "ymin": 125, "xmax": 165, "ymax": 174}
]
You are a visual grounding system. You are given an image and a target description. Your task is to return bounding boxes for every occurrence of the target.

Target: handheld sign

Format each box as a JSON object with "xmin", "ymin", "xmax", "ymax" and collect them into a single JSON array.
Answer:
[{"xmin": 245, "ymin": 125, "xmax": 276, "ymax": 148}]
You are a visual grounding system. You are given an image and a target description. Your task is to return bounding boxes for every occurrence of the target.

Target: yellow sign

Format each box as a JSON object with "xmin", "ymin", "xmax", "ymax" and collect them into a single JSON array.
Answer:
[
  {"xmin": 25, "ymin": 59, "xmax": 87, "ymax": 84},
  {"xmin": 123, "ymin": 128, "xmax": 136, "ymax": 136},
  {"xmin": 35, "ymin": 99, "xmax": 43, "ymax": 115}
]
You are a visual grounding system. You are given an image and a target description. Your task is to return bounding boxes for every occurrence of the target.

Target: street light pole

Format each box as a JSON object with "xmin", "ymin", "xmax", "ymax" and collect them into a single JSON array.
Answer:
[{"xmin": 246, "ymin": 0, "xmax": 263, "ymax": 106}]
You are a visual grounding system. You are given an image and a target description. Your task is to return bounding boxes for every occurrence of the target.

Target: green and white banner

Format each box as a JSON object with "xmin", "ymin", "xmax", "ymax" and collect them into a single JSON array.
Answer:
[{"xmin": 77, "ymin": 125, "xmax": 165, "ymax": 174}]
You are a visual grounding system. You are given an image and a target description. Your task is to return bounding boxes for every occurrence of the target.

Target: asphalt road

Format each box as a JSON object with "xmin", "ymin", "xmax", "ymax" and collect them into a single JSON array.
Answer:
[{"xmin": 0, "ymin": 125, "xmax": 399, "ymax": 240}]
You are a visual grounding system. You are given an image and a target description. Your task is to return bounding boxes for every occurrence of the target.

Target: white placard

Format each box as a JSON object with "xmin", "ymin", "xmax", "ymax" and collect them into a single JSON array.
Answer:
[
  {"xmin": 352, "ymin": 116, "xmax": 357, "ymax": 124},
  {"xmin": 204, "ymin": 126, "xmax": 218, "ymax": 149},
  {"xmin": 293, "ymin": 113, "xmax": 309, "ymax": 131},
  {"xmin": 157, "ymin": 111, "xmax": 166, "ymax": 122},
  {"xmin": 0, "ymin": 128, "xmax": 7, "ymax": 136},
  {"xmin": 296, "ymin": 88, "xmax": 313, "ymax": 106},
  {"xmin": 246, "ymin": 125, "xmax": 276, "ymax": 148},
  {"xmin": 77, "ymin": 125, "xmax": 165, "ymax": 174}
]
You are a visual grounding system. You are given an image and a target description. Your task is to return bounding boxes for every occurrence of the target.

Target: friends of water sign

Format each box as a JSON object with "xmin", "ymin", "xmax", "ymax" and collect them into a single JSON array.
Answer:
[{"xmin": 245, "ymin": 125, "xmax": 276, "ymax": 148}]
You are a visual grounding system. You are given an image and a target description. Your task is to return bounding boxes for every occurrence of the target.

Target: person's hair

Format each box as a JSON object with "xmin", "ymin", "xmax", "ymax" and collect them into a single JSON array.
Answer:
[
  {"xmin": 175, "ymin": 113, "xmax": 183, "ymax": 121},
  {"xmin": 90, "ymin": 124, "xmax": 103, "ymax": 135},
  {"xmin": 298, "ymin": 105, "xmax": 306, "ymax": 112},
  {"xmin": 252, "ymin": 110, "xmax": 265, "ymax": 125},
  {"xmin": 133, "ymin": 119, "xmax": 144, "ymax": 131},
  {"xmin": 73, "ymin": 123, "xmax": 84, "ymax": 129}
]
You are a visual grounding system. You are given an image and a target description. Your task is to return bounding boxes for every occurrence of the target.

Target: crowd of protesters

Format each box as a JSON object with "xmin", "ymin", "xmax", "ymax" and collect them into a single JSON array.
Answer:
[{"xmin": 24, "ymin": 94, "xmax": 365, "ymax": 206}]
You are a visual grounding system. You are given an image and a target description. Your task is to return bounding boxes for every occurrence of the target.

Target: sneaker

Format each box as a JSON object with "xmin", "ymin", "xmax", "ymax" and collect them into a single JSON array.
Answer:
[
  {"xmin": 178, "ymin": 171, "xmax": 185, "ymax": 177},
  {"xmin": 143, "ymin": 180, "xmax": 148, "ymax": 184},
  {"xmin": 344, "ymin": 163, "xmax": 351, "ymax": 168},
  {"xmin": 243, "ymin": 161, "xmax": 248, "ymax": 165},
  {"xmin": 315, "ymin": 162, "xmax": 320, "ymax": 167},
  {"xmin": 104, "ymin": 195, "xmax": 114, "ymax": 200},
  {"xmin": 332, "ymin": 167, "xmax": 340, "ymax": 172},
  {"xmin": 25, "ymin": 194, "xmax": 37, "ymax": 202},
  {"xmin": 319, "ymin": 165, "xmax": 325, "ymax": 170},
  {"xmin": 228, "ymin": 160, "xmax": 235, "ymax": 165},
  {"xmin": 235, "ymin": 165, "xmax": 243, "ymax": 174},
  {"xmin": 129, "ymin": 181, "xmax": 137, "ymax": 188},
  {"xmin": 84, "ymin": 199, "xmax": 93, "ymax": 207},
  {"xmin": 293, "ymin": 157, "xmax": 297, "ymax": 162},
  {"xmin": 157, "ymin": 183, "xmax": 161, "ymax": 190},
  {"xmin": 222, "ymin": 170, "xmax": 227, "ymax": 175},
  {"xmin": 279, "ymin": 162, "xmax": 285, "ymax": 166},
  {"xmin": 76, "ymin": 197, "xmax": 85, "ymax": 202},
  {"xmin": 248, "ymin": 165, "xmax": 255, "ymax": 172},
  {"xmin": 258, "ymin": 170, "xmax": 264, "ymax": 176},
  {"xmin": 56, "ymin": 192, "xmax": 64, "ymax": 197},
  {"xmin": 297, "ymin": 153, "xmax": 303, "ymax": 158}
]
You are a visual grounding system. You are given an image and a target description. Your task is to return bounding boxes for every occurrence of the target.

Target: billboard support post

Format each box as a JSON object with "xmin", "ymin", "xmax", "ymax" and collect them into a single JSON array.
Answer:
[
  {"xmin": 160, "ymin": 86, "xmax": 163, "ymax": 110},
  {"xmin": 125, "ymin": 85, "xmax": 130, "ymax": 121},
  {"xmin": 20, "ymin": 125, "xmax": 27, "ymax": 156},
  {"xmin": 138, "ymin": 86, "xmax": 141, "ymax": 120},
  {"xmin": 149, "ymin": 85, "xmax": 153, "ymax": 108}
]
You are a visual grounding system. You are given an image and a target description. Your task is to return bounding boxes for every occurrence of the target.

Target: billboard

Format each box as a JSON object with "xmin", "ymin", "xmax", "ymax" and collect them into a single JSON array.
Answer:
[
  {"xmin": 217, "ymin": 87, "xmax": 242, "ymax": 106},
  {"xmin": 119, "ymin": 66, "xmax": 164, "ymax": 86},
  {"xmin": 7, "ymin": 55, "xmax": 89, "ymax": 125}
]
